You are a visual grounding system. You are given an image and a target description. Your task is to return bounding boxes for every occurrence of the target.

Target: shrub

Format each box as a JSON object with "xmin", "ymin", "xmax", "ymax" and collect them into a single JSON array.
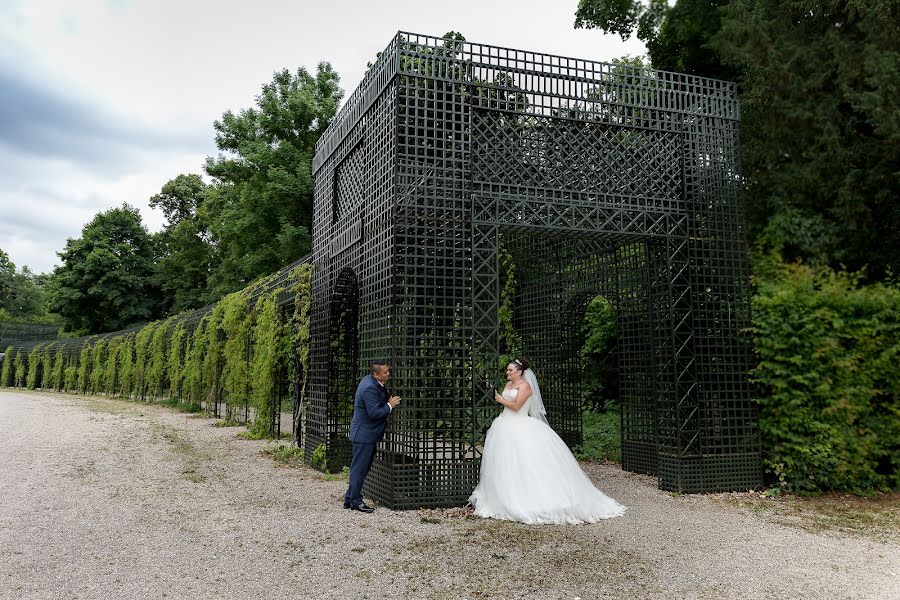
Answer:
[
  {"xmin": 146, "ymin": 321, "xmax": 170, "ymax": 400},
  {"xmin": 0, "ymin": 346, "xmax": 13, "ymax": 387},
  {"xmin": 26, "ymin": 346, "xmax": 41, "ymax": 389},
  {"xmin": 49, "ymin": 348, "xmax": 64, "ymax": 391},
  {"xmin": 752, "ymin": 262, "xmax": 900, "ymax": 493},
  {"xmin": 575, "ymin": 402, "xmax": 621, "ymax": 463},
  {"xmin": 76, "ymin": 344, "xmax": 92, "ymax": 394}
]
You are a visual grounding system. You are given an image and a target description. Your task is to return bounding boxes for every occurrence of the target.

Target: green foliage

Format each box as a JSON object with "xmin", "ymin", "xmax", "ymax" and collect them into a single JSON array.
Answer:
[
  {"xmin": 288, "ymin": 264, "xmax": 313, "ymax": 436},
  {"xmin": 14, "ymin": 351, "xmax": 25, "ymax": 387},
  {"xmin": 158, "ymin": 398, "xmax": 202, "ymax": 413},
  {"xmin": 25, "ymin": 346, "xmax": 41, "ymax": 389},
  {"xmin": 146, "ymin": 320, "xmax": 170, "ymax": 400},
  {"xmin": 76, "ymin": 344, "xmax": 91, "ymax": 394},
  {"xmin": 133, "ymin": 322, "xmax": 156, "ymax": 399},
  {"xmin": 248, "ymin": 294, "xmax": 279, "ymax": 438},
  {"xmin": 713, "ymin": 0, "xmax": 900, "ymax": 277},
  {"xmin": 119, "ymin": 335, "xmax": 135, "ymax": 398},
  {"xmin": 38, "ymin": 346, "xmax": 53, "ymax": 389},
  {"xmin": 290, "ymin": 265, "xmax": 313, "ymax": 375},
  {"xmin": 576, "ymin": 2, "xmax": 900, "ymax": 277},
  {"xmin": 752, "ymin": 262, "xmax": 900, "ymax": 493},
  {"xmin": 203, "ymin": 64, "xmax": 342, "ymax": 298},
  {"xmin": 311, "ymin": 443, "xmax": 328, "ymax": 471},
  {"xmin": 575, "ymin": 403, "xmax": 622, "ymax": 463},
  {"xmin": 183, "ymin": 318, "xmax": 209, "ymax": 408},
  {"xmin": 89, "ymin": 339, "xmax": 108, "ymax": 394},
  {"xmin": 167, "ymin": 324, "xmax": 187, "ymax": 401},
  {"xmin": 0, "ymin": 248, "xmax": 49, "ymax": 320},
  {"xmin": 48, "ymin": 348, "xmax": 64, "ymax": 391},
  {"xmin": 580, "ymin": 296, "xmax": 618, "ymax": 411},
  {"xmin": 202, "ymin": 305, "xmax": 226, "ymax": 416},
  {"xmin": 498, "ymin": 243, "xmax": 523, "ymax": 363},
  {"xmin": 48, "ymin": 204, "xmax": 162, "ymax": 333},
  {"xmin": 220, "ymin": 292, "xmax": 252, "ymax": 420},
  {"xmin": 64, "ymin": 364, "xmax": 77, "ymax": 391},
  {"xmin": 264, "ymin": 443, "xmax": 306, "ymax": 466},
  {"xmin": 103, "ymin": 336, "xmax": 123, "ymax": 395},
  {"xmin": 0, "ymin": 346, "xmax": 13, "ymax": 387},
  {"xmin": 150, "ymin": 174, "xmax": 213, "ymax": 314},
  {"xmin": 574, "ymin": 0, "xmax": 738, "ymax": 80}
]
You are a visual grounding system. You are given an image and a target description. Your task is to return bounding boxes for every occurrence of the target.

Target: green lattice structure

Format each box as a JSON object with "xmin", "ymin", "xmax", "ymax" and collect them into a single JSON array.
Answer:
[{"xmin": 305, "ymin": 32, "xmax": 762, "ymax": 508}]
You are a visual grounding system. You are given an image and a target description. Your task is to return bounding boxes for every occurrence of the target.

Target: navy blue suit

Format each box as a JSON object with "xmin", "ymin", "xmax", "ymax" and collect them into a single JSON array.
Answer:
[{"xmin": 344, "ymin": 374, "xmax": 392, "ymax": 507}]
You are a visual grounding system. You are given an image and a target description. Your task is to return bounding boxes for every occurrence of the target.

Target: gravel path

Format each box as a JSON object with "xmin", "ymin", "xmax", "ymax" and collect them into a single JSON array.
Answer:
[{"xmin": 0, "ymin": 390, "xmax": 897, "ymax": 600}]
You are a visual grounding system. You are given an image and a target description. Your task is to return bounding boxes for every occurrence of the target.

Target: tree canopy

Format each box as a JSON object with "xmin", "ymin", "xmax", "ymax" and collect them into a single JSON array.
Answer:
[
  {"xmin": 203, "ymin": 63, "xmax": 343, "ymax": 298},
  {"xmin": 713, "ymin": 0, "xmax": 900, "ymax": 277},
  {"xmin": 150, "ymin": 173, "xmax": 213, "ymax": 315},
  {"xmin": 0, "ymin": 249, "xmax": 47, "ymax": 321},
  {"xmin": 48, "ymin": 204, "xmax": 161, "ymax": 333},
  {"xmin": 576, "ymin": 0, "xmax": 900, "ymax": 277}
]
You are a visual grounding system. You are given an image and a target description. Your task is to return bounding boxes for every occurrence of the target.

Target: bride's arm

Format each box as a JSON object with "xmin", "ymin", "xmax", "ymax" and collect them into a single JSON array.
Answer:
[{"xmin": 495, "ymin": 382, "xmax": 532, "ymax": 411}]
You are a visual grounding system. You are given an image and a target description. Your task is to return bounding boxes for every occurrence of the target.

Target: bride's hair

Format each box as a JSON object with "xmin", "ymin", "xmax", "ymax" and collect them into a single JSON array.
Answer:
[{"xmin": 509, "ymin": 356, "xmax": 530, "ymax": 372}]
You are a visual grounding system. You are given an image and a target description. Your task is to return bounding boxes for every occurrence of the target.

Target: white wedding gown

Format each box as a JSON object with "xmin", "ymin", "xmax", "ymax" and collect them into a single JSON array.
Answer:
[{"xmin": 468, "ymin": 388, "xmax": 626, "ymax": 524}]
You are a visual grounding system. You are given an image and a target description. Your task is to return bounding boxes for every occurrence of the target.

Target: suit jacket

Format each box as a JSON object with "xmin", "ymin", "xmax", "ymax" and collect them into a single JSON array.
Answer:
[{"xmin": 348, "ymin": 374, "xmax": 392, "ymax": 444}]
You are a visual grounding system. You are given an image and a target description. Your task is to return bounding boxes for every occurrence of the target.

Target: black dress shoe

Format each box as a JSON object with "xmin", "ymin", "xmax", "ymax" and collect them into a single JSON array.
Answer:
[
  {"xmin": 343, "ymin": 502, "xmax": 351, "ymax": 509},
  {"xmin": 349, "ymin": 503, "xmax": 375, "ymax": 513}
]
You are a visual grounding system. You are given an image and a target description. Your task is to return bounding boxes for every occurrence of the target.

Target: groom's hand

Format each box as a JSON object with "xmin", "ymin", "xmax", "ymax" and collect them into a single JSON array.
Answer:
[{"xmin": 388, "ymin": 396, "xmax": 401, "ymax": 409}]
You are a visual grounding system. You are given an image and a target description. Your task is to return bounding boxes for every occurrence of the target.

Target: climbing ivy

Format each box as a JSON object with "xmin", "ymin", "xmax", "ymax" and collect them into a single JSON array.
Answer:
[
  {"xmin": 221, "ymin": 291, "xmax": 252, "ymax": 421},
  {"xmin": 2, "ymin": 263, "xmax": 315, "ymax": 441},
  {"xmin": 133, "ymin": 323, "xmax": 156, "ymax": 400},
  {"xmin": 202, "ymin": 304, "xmax": 226, "ymax": 416},
  {"xmin": 76, "ymin": 344, "xmax": 91, "ymax": 394},
  {"xmin": 64, "ymin": 362, "xmax": 77, "ymax": 391},
  {"xmin": 89, "ymin": 339, "xmax": 108, "ymax": 394},
  {"xmin": 247, "ymin": 294, "xmax": 279, "ymax": 438},
  {"xmin": 26, "ymin": 346, "xmax": 42, "ymax": 389},
  {"xmin": 49, "ymin": 348, "xmax": 64, "ymax": 391},
  {"xmin": 119, "ymin": 335, "xmax": 135, "ymax": 398},
  {"xmin": 0, "ymin": 346, "xmax": 13, "ymax": 387},
  {"xmin": 103, "ymin": 336, "xmax": 123, "ymax": 395},
  {"xmin": 167, "ymin": 324, "xmax": 187, "ymax": 403},
  {"xmin": 14, "ymin": 351, "xmax": 25, "ymax": 387},
  {"xmin": 183, "ymin": 317, "xmax": 208, "ymax": 408},
  {"xmin": 146, "ymin": 320, "xmax": 170, "ymax": 401}
]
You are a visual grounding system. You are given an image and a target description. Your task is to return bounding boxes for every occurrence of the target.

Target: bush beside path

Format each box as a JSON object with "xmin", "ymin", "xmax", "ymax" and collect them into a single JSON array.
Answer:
[{"xmin": 0, "ymin": 390, "xmax": 897, "ymax": 600}]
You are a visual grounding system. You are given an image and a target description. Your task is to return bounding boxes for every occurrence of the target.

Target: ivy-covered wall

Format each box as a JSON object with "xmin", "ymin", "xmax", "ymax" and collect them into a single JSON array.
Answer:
[{"xmin": 0, "ymin": 264, "xmax": 312, "ymax": 438}]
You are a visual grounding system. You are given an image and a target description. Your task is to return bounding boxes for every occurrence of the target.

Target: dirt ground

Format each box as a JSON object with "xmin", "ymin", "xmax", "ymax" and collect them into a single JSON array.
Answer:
[{"xmin": 0, "ymin": 390, "xmax": 897, "ymax": 600}]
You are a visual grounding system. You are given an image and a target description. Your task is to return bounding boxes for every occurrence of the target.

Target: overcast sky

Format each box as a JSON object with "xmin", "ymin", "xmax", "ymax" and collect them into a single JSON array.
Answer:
[{"xmin": 0, "ymin": 0, "xmax": 645, "ymax": 274}]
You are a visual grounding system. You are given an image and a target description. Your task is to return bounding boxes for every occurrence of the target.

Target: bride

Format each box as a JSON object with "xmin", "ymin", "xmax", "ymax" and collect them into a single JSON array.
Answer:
[{"xmin": 468, "ymin": 357, "xmax": 626, "ymax": 524}]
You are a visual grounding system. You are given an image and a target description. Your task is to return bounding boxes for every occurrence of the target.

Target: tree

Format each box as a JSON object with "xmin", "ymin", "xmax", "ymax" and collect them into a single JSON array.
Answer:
[
  {"xmin": 0, "ymin": 250, "xmax": 16, "ymax": 315},
  {"xmin": 0, "ymin": 249, "xmax": 48, "ymax": 320},
  {"xmin": 150, "ymin": 174, "xmax": 213, "ymax": 314},
  {"xmin": 576, "ymin": 0, "xmax": 900, "ymax": 277},
  {"xmin": 574, "ymin": 0, "xmax": 740, "ymax": 81},
  {"xmin": 712, "ymin": 0, "xmax": 900, "ymax": 277},
  {"xmin": 48, "ymin": 204, "xmax": 161, "ymax": 333},
  {"xmin": 203, "ymin": 63, "xmax": 343, "ymax": 298}
]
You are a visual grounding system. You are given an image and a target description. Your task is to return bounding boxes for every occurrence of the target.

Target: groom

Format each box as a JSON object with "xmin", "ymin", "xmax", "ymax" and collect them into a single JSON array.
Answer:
[{"xmin": 344, "ymin": 359, "xmax": 401, "ymax": 512}]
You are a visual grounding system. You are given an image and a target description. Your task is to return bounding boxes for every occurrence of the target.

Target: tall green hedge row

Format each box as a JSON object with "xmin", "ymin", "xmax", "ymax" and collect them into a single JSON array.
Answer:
[
  {"xmin": 752, "ymin": 262, "xmax": 900, "ymax": 493},
  {"xmin": 0, "ymin": 265, "xmax": 312, "ymax": 437}
]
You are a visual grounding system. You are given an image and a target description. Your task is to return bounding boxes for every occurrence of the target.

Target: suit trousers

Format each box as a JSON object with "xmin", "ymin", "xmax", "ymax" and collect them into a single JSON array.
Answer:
[{"xmin": 345, "ymin": 441, "xmax": 377, "ymax": 507}]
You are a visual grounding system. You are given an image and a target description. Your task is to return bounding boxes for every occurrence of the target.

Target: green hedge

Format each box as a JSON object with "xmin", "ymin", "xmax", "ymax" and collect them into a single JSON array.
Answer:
[
  {"xmin": 0, "ymin": 265, "xmax": 312, "ymax": 438},
  {"xmin": 0, "ymin": 345, "xmax": 14, "ymax": 387},
  {"xmin": 752, "ymin": 262, "xmax": 900, "ymax": 493}
]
